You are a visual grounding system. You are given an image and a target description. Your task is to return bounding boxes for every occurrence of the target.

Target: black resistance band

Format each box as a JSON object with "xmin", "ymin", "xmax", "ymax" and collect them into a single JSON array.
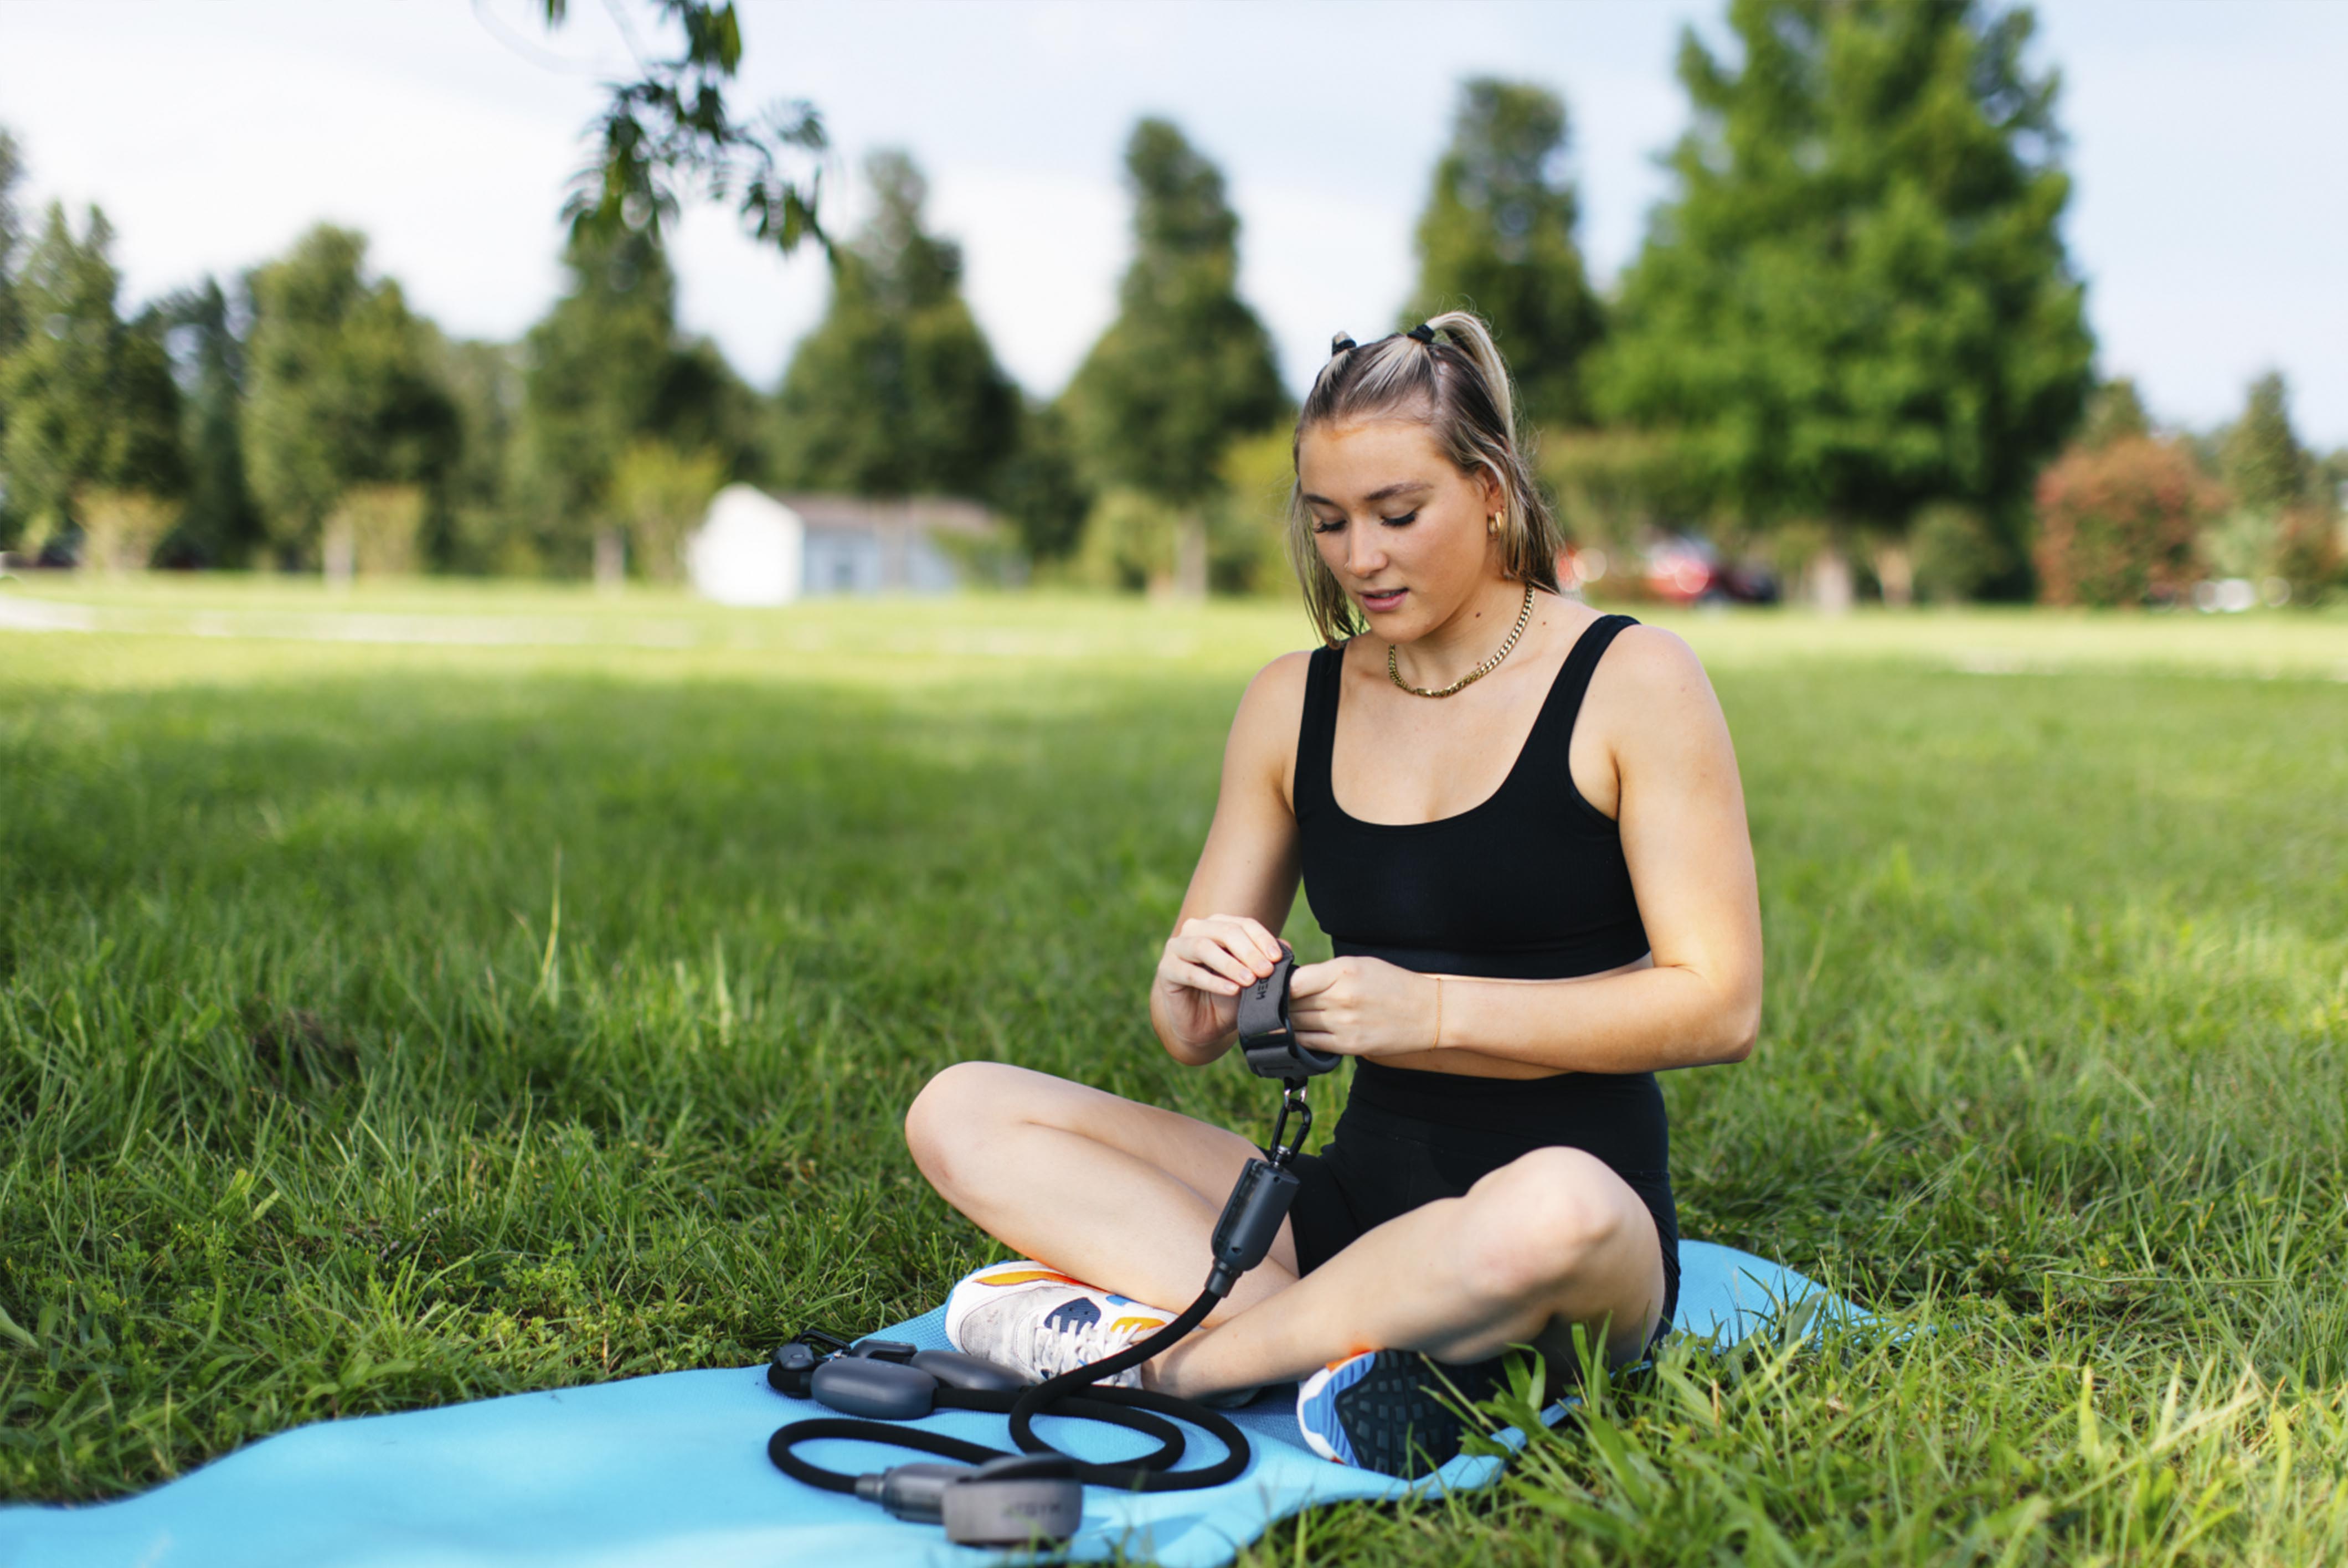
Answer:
[{"xmin": 765, "ymin": 944, "xmax": 1331, "ymax": 1546}]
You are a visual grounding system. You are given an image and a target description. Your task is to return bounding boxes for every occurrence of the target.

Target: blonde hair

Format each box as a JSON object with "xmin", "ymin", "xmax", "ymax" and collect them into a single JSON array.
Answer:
[{"xmin": 1287, "ymin": 310, "xmax": 1561, "ymax": 647}]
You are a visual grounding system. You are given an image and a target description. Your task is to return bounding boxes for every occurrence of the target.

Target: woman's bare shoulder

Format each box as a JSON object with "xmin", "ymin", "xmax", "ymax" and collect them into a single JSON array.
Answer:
[{"xmin": 1224, "ymin": 648, "xmax": 1321, "ymax": 790}]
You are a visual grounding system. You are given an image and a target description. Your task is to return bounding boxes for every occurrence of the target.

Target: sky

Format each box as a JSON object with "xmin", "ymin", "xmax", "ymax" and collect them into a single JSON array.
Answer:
[{"xmin": 3, "ymin": 0, "xmax": 2344, "ymax": 448}]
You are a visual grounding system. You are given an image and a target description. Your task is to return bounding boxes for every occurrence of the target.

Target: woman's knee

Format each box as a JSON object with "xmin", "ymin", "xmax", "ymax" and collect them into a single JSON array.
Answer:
[
  {"xmin": 1456, "ymin": 1147, "xmax": 1633, "ymax": 1306},
  {"xmin": 905, "ymin": 1060, "xmax": 1035, "ymax": 1187}
]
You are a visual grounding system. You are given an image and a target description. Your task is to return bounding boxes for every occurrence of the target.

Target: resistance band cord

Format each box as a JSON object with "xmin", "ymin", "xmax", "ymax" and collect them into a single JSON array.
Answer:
[{"xmin": 765, "ymin": 943, "xmax": 1336, "ymax": 1526}]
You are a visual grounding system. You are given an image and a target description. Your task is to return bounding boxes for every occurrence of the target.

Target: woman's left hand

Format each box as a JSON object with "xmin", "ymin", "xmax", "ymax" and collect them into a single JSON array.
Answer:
[{"xmin": 1288, "ymin": 956, "xmax": 1439, "ymax": 1060}]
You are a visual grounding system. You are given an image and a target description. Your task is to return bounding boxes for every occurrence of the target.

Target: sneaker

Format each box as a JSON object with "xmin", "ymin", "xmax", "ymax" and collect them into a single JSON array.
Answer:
[
  {"xmin": 943, "ymin": 1260, "xmax": 1176, "ymax": 1389},
  {"xmin": 1296, "ymin": 1350, "xmax": 1504, "ymax": 1478}
]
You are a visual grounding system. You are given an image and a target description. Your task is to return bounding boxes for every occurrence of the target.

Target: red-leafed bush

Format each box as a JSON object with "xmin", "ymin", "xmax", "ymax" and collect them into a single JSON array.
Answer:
[{"xmin": 2032, "ymin": 437, "xmax": 2222, "ymax": 607}]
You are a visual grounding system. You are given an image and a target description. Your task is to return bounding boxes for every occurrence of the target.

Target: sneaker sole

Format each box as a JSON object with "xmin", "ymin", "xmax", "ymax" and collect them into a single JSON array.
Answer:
[{"xmin": 1299, "ymin": 1351, "xmax": 1488, "ymax": 1479}]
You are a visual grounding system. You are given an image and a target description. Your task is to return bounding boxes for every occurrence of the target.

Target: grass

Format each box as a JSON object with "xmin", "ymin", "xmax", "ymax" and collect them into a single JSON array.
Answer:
[{"xmin": 2, "ymin": 576, "xmax": 2345, "ymax": 1564}]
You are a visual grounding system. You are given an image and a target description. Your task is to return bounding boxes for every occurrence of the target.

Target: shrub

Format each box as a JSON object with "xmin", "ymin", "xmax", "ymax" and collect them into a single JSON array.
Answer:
[
  {"xmin": 611, "ymin": 441, "xmax": 724, "ymax": 582},
  {"xmin": 74, "ymin": 488, "xmax": 180, "ymax": 573},
  {"xmin": 2031, "ymin": 437, "xmax": 2218, "ymax": 607},
  {"xmin": 1910, "ymin": 503, "xmax": 2011, "ymax": 603},
  {"xmin": 322, "ymin": 484, "xmax": 428, "ymax": 579}
]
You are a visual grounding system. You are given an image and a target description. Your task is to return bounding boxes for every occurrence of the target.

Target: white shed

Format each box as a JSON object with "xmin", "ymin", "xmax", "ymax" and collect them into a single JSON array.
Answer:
[
  {"xmin": 688, "ymin": 485, "xmax": 803, "ymax": 606},
  {"xmin": 687, "ymin": 488, "xmax": 1005, "ymax": 605}
]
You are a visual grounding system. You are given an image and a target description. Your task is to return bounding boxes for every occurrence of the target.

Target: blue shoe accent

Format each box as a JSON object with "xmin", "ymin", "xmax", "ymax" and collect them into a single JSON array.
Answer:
[
  {"xmin": 1042, "ymin": 1297, "xmax": 1101, "ymax": 1331},
  {"xmin": 1296, "ymin": 1353, "xmax": 1377, "ymax": 1467}
]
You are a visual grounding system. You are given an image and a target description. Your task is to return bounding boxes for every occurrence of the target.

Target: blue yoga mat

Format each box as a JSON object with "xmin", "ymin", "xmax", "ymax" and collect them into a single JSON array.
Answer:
[{"xmin": 0, "ymin": 1241, "xmax": 1866, "ymax": 1568}]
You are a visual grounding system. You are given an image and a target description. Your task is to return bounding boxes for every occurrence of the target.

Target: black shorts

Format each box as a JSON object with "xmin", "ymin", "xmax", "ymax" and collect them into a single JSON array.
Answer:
[{"xmin": 1284, "ymin": 1059, "xmax": 1680, "ymax": 1335}]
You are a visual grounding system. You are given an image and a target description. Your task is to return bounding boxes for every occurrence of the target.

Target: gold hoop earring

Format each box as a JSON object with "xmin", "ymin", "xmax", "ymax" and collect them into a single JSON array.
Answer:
[{"xmin": 1487, "ymin": 512, "xmax": 1504, "ymax": 536}]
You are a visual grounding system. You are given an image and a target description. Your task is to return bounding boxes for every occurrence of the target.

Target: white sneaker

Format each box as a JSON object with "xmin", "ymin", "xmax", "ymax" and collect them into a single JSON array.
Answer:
[{"xmin": 943, "ymin": 1260, "xmax": 1175, "ymax": 1388}]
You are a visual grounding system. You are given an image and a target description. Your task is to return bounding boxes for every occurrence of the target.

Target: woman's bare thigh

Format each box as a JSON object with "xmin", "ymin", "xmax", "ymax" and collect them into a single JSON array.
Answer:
[{"xmin": 911, "ymin": 1060, "xmax": 1300, "ymax": 1276}]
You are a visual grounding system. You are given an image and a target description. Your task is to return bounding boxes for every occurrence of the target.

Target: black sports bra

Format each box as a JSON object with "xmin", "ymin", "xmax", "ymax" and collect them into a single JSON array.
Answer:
[{"xmin": 1293, "ymin": 613, "xmax": 1651, "ymax": 981}]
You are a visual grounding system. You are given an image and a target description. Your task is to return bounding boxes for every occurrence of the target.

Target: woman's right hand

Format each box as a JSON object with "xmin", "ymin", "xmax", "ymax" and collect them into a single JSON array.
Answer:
[{"xmin": 1153, "ymin": 914, "xmax": 1287, "ymax": 1058}]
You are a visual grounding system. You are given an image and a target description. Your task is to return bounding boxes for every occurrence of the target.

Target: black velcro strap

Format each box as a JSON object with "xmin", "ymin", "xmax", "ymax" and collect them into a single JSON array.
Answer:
[
  {"xmin": 1236, "ymin": 946, "xmax": 1336, "ymax": 1079},
  {"xmin": 1235, "ymin": 947, "xmax": 1294, "ymax": 1052}
]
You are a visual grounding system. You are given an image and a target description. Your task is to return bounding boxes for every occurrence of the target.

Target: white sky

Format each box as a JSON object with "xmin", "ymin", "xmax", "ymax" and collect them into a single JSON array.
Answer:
[{"xmin": 2, "ymin": 0, "xmax": 2343, "ymax": 447}]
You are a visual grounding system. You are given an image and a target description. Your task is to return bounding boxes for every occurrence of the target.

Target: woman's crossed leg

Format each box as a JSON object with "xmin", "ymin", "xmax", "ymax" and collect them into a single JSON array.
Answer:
[{"xmin": 905, "ymin": 1061, "xmax": 1664, "ymax": 1400}]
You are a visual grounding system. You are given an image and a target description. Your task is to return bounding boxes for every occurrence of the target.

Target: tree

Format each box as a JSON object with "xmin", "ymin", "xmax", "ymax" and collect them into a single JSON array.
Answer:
[
  {"xmin": 1065, "ymin": 118, "xmax": 1286, "ymax": 596},
  {"xmin": 0, "ymin": 130, "xmax": 20, "ymax": 542},
  {"xmin": 771, "ymin": 150, "xmax": 1019, "ymax": 498},
  {"xmin": 152, "ymin": 276, "xmax": 262, "ymax": 565},
  {"xmin": 515, "ymin": 224, "xmax": 749, "ymax": 576},
  {"xmin": 1595, "ymin": 0, "xmax": 2094, "ymax": 583},
  {"xmin": 242, "ymin": 225, "xmax": 456, "ymax": 569},
  {"xmin": 610, "ymin": 439, "xmax": 724, "ymax": 580},
  {"xmin": 2078, "ymin": 378, "xmax": 2150, "ymax": 449},
  {"xmin": 1404, "ymin": 79, "xmax": 1604, "ymax": 428},
  {"xmin": 989, "ymin": 399, "xmax": 1091, "ymax": 563},
  {"xmin": 539, "ymin": 0, "xmax": 826, "ymax": 258},
  {"xmin": 0, "ymin": 203, "xmax": 186, "ymax": 554},
  {"xmin": 436, "ymin": 336, "xmax": 526, "ymax": 572},
  {"xmin": 0, "ymin": 128, "xmax": 25, "ymax": 367},
  {"xmin": 2220, "ymin": 372, "xmax": 2311, "ymax": 516},
  {"xmin": 2208, "ymin": 372, "xmax": 2339, "ymax": 602}
]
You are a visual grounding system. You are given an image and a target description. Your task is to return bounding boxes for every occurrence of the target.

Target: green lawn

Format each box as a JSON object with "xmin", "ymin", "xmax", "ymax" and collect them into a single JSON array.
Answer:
[{"xmin": 3, "ymin": 578, "xmax": 2344, "ymax": 1564}]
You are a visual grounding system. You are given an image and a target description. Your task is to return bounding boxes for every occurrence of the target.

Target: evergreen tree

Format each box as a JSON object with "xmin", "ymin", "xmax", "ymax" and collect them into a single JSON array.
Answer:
[
  {"xmin": 989, "ymin": 399, "xmax": 1091, "ymax": 562},
  {"xmin": 436, "ymin": 336, "xmax": 524, "ymax": 571},
  {"xmin": 1404, "ymin": 79, "xmax": 1603, "ymax": 427},
  {"xmin": 1595, "ymin": 0, "xmax": 2093, "ymax": 561},
  {"xmin": 243, "ymin": 225, "xmax": 456, "ymax": 565},
  {"xmin": 151, "ymin": 277, "xmax": 261, "ymax": 565},
  {"xmin": 516, "ymin": 224, "xmax": 753, "ymax": 574},
  {"xmin": 2077, "ymin": 378, "xmax": 2151, "ymax": 450},
  {"xmin": 0, "ymin": 129, "xmax": 28, "ymax": 544},
  {"xmin": 0, "ymin": 129, "xmax": 24, "ymax": 367},
  {"xmin": 0, "ymin": 203, "xmax": 187, "ymax": 553},
  {"xmin": 2220, "ymin": 372, "xmax": 2311, "ymax": 515},
  {"xmin": 771, "ymin": 149, "xmax": 1019, "ymax": 497},
  {"xmin": 1065, "ymin": 118, "xmax": 1285, "ymax": 594}
]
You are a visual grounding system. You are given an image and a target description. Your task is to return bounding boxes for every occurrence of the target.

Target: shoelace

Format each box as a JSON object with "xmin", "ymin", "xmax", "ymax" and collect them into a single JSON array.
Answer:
[{"xmin": 1027, "ymin": 1316, "xmax": 1148, "ymax": 1383}]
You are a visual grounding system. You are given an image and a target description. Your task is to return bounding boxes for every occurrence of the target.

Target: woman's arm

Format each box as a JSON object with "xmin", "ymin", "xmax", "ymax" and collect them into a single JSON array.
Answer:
[
  {"xmin": 1148, "ymin": 652, "xmax": 1312, "ymax": 1067},
  {"xmin": 1289, "ymin": 628, "xmax": 1762, "ymax": 1074}
]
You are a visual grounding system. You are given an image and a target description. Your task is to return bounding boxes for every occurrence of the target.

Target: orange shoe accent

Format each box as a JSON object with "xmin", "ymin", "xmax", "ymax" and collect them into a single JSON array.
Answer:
[
  {"xmin": 1108, "ymin": 1315, "xmax": 1169, "ymax": 1335},
  {"xmin": 979, "ymin": 1268, "xmax": 1082, "ymax": 1288}
]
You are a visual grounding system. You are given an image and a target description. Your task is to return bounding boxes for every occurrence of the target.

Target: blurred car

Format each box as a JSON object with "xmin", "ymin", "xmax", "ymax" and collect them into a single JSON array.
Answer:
[{"xmin": 1636, "ymin": 535, "xmax": 1780, "ymax": 606}]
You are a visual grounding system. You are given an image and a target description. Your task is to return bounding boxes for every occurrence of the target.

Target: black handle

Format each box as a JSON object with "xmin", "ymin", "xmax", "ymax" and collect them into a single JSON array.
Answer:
[{"xmin": 1235, "ymin": 943, "xmax": 1339, "ymax": 1079}]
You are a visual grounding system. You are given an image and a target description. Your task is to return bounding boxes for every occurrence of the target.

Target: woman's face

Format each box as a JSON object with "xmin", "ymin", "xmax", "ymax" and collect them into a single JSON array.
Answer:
[{"xmin": 1297, "ymin": 417, "xmax": 1502, "ymax": 641}]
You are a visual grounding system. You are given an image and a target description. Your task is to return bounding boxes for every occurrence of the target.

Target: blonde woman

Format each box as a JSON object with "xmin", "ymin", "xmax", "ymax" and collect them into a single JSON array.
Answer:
[{"xmin": 908, "ymin": 313, "xmax": 1762, "ymax": 1476}]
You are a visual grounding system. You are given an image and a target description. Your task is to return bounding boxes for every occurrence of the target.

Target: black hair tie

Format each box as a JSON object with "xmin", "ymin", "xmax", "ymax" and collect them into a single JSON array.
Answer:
[
  {"xmin": 1330, "ymin": 333, "xmax": 1357, "ymax": 355},
  {"xmin": 1405, "ymin": 323, "xmax": 1436, "ymax": 344}
]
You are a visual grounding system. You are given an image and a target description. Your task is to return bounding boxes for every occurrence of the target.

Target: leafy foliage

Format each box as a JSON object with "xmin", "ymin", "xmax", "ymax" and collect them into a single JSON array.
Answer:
[
  {"xmin": 986, "ymin": 400, "xmax": 1092, "ymax": 563},
  {"xmin": 770, "ymin": 151, "xmax": 1019, "ymax": 498},
  {"xmin": 1597, "ymin": 0, "xmax": 2094, "ymax": 546},
  {"xmin": 149, "ymin": 278, "xmax": 262, "ymax": 567},
  {"xmin": 0, "ymin": 128, "xmax": 24, "ymax": 367},
  {"xmin": 2078, "ymin": 376, "xmax": 2152, "ymax": 450},
  {"xmin": 0, "ymin": 204, "xmax": 186, "ymax": 552},
  {"xmin": 514, "ymin": 226, "xmax": 751, "ymax": 571},
  {"xmin": 1065, "ymin": 118, "xmax": 1286, "ymax": 511},
  {"xmin": 241, "ymin": 226, "xmax": 456, "ymax": 564},
  {"xmin": 1404, "ymin": 79, "xmax": 1605, "ymax": 429},
  {"xmin": 610, "ymin": 439, "xmax": 724, "ymax": 580},
  {"xmin": 1908, "ymin": 500, "xmax": 2009, "ymax": 601},
  {"xmin": 2031, "ymin": 435, "xmax": 2217, "ymax": 606},
  {"xmin": 541, "ymin": 0, "xmax": 826, "ymax": 258}
]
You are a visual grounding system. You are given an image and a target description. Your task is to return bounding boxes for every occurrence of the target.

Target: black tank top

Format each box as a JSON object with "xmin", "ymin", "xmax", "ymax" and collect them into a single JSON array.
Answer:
[{"xmin": 1294, "ymin": 613, "xmax": 1651, "ymax": 981}]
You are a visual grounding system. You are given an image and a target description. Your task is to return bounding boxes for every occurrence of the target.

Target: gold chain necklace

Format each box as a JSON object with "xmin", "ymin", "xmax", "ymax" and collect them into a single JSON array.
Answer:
[{"xmin": 1387, "ymin": 581, "xmax": 1536, "ymax": 699}]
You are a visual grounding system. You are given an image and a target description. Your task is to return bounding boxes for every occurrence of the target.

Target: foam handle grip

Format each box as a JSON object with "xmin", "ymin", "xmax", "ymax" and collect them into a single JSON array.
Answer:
[{"xmin": 1237, "ymin": 945, "xmax": 1338, "ymax": 1079}]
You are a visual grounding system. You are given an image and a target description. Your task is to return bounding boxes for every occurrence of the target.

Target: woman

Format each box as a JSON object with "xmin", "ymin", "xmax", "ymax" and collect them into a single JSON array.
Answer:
[{"xmin": 907, "ymin": 312, "xmax": 1762, "ymax": 1477}]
